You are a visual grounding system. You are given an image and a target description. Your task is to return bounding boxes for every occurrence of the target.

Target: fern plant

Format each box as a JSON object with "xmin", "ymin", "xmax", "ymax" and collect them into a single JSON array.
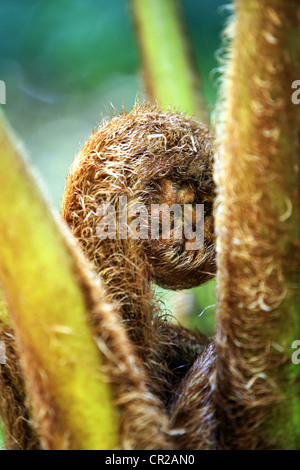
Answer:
[{"xmin": 0, "ymin": 0, "xmax": 299, "ymax": 450}]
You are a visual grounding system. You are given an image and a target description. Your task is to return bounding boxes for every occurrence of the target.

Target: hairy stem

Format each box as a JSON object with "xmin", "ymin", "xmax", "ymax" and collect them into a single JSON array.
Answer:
[
  {"xmin": 0, "ymin": 111, "xmax": 119, "ymax": 450},
  {"xmin": 214, "ymin": 0, "xmax": 300, "ymax": 449}
]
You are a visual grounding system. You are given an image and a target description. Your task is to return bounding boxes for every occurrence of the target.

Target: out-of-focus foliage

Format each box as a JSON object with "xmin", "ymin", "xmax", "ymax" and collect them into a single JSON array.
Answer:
[{"xmin": 0, "ymin": 0, "xmax": 225, "ymax": 206}]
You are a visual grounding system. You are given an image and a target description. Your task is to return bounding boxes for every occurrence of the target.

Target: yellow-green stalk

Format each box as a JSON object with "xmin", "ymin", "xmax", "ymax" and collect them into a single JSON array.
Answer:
[
  {"xmin": 0, "ymin": 111, "xmax": 119, "ymax": 450},
  {"xmin": 0, "ymin": 289, "xmax": 9, "ymax": 326},
  {"xmin": 131, "ymin": 0, "xmax": 208, "ymax": 124}
]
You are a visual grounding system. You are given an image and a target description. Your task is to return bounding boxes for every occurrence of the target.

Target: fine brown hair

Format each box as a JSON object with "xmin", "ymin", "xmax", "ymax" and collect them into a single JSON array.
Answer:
[{"xmin": 61, "ymin": 104, "xmax": 215, "ymax": 411}]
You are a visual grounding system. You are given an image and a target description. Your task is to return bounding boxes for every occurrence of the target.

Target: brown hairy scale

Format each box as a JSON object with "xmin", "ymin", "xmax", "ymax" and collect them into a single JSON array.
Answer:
[
  {"xmin": 1, "ymin": 221, "xmax": 180, "ymax": 450},
  {"xmin": 0, "ymin": 324, "xmax": 40, "ymax": 450},
  {"xmin": 0, "ymin": 104, "xmax": 216, "ymax": 450},
  {"xmin": 61, "ymin": 104, "xmax": 216, "ymax": 409},
  {"xmin": 60, "ymin": 231, "xmax": 176, "ymax": 450}
]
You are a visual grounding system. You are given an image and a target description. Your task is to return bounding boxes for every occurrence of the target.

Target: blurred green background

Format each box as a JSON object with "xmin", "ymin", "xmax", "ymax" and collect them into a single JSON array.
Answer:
[{"xmin": 0, "ymin": 0, "xmax": 230, "ymax": 446}]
